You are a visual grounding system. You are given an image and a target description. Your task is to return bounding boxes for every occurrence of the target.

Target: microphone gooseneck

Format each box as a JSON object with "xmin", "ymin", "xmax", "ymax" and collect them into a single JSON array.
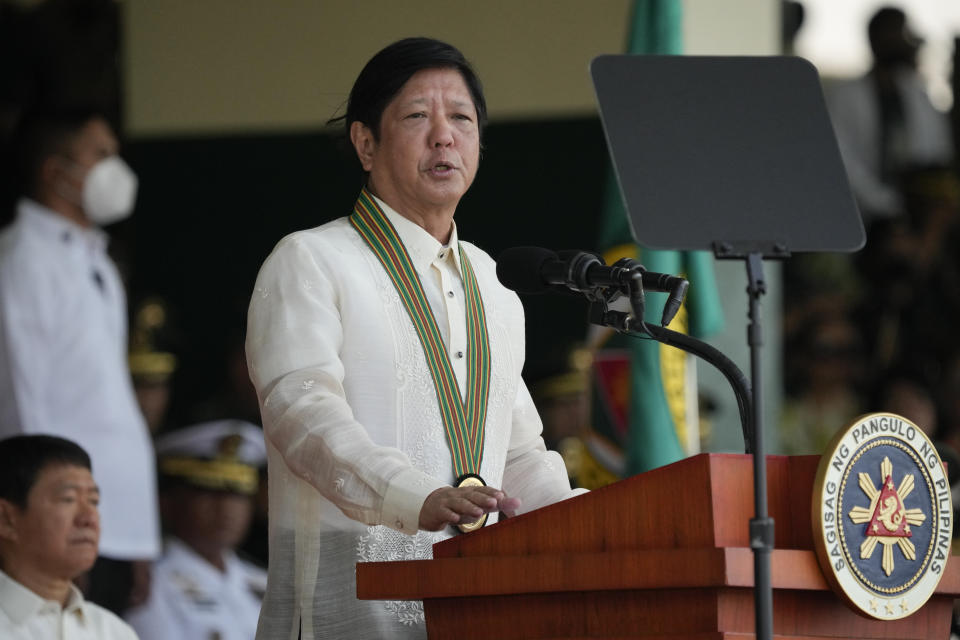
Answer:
[{"xmin": 495, "ymin": 245, "xmax": 754, "ymax": 451}]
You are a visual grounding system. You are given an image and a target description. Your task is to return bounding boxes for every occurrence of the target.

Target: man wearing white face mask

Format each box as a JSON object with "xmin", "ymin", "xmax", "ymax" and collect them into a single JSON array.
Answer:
[{"xmin": 0, "ymin": 109, "xmax": 160, "ymax": 615}]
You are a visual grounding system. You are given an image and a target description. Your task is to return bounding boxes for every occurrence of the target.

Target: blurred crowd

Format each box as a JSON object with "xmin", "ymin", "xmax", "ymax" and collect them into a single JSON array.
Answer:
[
  {"xmin": 781, "ymin": 6, "xmax": 960, "ymax": 464},
  {"xmin": 0, "ymin": 107, "xmax": 268, "ymax": 638}
]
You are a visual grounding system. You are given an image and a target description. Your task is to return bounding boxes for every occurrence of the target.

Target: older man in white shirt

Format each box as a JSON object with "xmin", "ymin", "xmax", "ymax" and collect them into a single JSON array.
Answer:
[
  {"xmin": 0, "ymin": 110, "xmax": 160, "ymax": 612},
  {"xmin": 0, "ymin": 434, "xmax": 140, "ymax": 640},
  {"xmin": 246, "ymin": 38, "xmax": 586, "ymax": 640}
]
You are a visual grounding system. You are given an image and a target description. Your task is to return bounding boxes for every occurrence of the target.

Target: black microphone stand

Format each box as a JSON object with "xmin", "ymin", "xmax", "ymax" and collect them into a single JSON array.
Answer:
[
  {"xmin": 585, "ymin": 261, "xmax": 770, "ymax": 637},
  {"xmin": 585, "ymin": 263, "xmax": 754, "ymax": 454}
]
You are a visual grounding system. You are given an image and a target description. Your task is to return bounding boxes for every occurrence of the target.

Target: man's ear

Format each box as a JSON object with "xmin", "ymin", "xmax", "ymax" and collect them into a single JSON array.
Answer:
[
  {"xmin": 349, "ymin": 121, "xmax": 376, "ymax": 172},
  {"xmin": 0, "ymin": 499, "xmax": 20, "ymax": 543}
]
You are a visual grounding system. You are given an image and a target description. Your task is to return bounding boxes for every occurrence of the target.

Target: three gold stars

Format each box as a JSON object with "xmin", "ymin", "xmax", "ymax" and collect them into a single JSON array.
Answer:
[{"xmin": 866, "ymin": 598, "xmax": 909, "ymax": 615}]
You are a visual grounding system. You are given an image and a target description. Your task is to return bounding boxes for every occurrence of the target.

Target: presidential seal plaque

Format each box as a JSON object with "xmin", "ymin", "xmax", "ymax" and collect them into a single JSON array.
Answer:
[{"xmin": 812, "ymin": 412, "xmax": 953, "ymax": 620}]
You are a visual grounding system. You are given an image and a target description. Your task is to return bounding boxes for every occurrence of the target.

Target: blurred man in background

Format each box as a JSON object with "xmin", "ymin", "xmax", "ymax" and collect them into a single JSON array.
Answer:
[
  {"xmin": 0, "ymin": 109, "xmax": 160, "ymax": 613},
  {"xmin": 825, "ymin": 7, "xmax": 960, "ymax": 373},
  {"xmin": 125, "ymin": 420, "xmax": 266, "ymax": 640},
  {"xmin": 826, "ymin": 5, "xmax": 954, "ymax": 225},
  {"xmin": 128, "ymin": 297, "xmax": 178, "ymax": 435}
]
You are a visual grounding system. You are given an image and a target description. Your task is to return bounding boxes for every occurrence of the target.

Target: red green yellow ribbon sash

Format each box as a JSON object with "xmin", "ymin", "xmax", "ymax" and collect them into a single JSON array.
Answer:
[{"xmin": 351, "ymin": 189, "xmax": 490, "ymax": 478}]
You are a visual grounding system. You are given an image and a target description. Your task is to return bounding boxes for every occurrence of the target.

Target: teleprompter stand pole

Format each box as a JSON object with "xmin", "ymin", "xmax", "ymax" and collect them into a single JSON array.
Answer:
[
  {"xmin": 745, "ymin": 252, "xmax": 774, "ymax": 640},
  {"xmin": 714, "ymin": 243, "xmax": 786, "ymax": 640}
]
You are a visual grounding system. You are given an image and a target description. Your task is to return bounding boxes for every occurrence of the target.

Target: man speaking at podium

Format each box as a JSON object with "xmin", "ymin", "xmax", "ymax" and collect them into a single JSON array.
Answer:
[{"xmin": 245, "ymin": 38, "xmax": 586, "ymax": 639}]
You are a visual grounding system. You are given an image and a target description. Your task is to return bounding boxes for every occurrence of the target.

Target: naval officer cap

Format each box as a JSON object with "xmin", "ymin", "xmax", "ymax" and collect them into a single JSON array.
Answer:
[{"xmin": 156, "ymin": 420, "xmax": 266, "ymax": 496}]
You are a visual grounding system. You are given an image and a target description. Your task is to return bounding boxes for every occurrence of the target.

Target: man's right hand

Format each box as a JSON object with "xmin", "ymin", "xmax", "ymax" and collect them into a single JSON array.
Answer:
[{"xmin": 418, "ymin": 485, "xmax": 521, "ymax": 532}]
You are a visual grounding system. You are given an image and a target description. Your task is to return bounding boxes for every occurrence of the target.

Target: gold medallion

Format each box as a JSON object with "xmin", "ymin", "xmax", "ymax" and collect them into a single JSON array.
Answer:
[{"xmin": 455, "ymin": 474, "xmax": 488, "ymax": 533}]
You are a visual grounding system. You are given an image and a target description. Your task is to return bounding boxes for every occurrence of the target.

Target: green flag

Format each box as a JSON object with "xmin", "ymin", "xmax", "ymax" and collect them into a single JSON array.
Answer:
[{"xmin": 593, "ymin": 0, "xmax": 725, "ymax": 475}]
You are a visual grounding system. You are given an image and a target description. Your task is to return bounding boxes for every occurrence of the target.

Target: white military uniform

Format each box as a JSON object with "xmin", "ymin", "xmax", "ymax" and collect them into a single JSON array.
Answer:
[
  {"xmin": 125, "ymin": 420, "xmax": 267, "ymax": 640},
  {"xmin": 125, "ymin": 538, "xmax": 265, "ymax": 640}
]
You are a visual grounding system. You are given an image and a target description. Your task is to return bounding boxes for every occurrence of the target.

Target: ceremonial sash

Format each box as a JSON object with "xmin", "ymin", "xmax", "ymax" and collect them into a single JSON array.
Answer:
[{"xmin": 351, "ymin": 189, "xmax": 490, "ymax": 479}]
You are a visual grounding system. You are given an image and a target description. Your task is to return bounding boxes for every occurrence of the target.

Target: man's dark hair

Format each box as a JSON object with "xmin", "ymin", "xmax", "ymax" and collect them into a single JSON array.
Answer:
[
  {"xmin": 867, "ymin": 6, "xmax": 918, "ymax": 64},
  {"xmin": 868, "ymin": 7, "xmax": 905, "ymax": 44},
  {"xmin": 0, "ymin": 434, "xmax": 92, "ymax": 508},
  {"xmin": 8, "ymin": 108, "xmax": 105, "ymax": 199},
  {"xmin": 336, "ymin": 37, "xmax": 487, "ymax": 141}
]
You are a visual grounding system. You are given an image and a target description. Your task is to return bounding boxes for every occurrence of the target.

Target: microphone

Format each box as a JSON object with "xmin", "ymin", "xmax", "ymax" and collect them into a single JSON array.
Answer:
[
  {"xmin": 495, "ymin": 246, "xmax": 626, "ymax": 294},
  {"xmin": 496, "ymin": 247, "xmax": 689, "ymax": 325}
]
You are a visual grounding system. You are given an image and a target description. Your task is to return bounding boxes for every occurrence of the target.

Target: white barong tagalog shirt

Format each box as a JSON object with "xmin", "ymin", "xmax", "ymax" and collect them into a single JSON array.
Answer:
[
  {"xmin": 246, "ymin": 195, "xmax": 585, "ymax": 639},
  {"xmin": 0, "ymin": 569, "xmax": 139, "ymax": 640}
]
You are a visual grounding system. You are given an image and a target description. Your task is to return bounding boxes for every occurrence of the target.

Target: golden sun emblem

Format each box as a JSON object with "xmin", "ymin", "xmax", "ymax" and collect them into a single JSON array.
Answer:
[{"xmin": 848, "ymin": 456, "xmax": 926, "ymax": 576}]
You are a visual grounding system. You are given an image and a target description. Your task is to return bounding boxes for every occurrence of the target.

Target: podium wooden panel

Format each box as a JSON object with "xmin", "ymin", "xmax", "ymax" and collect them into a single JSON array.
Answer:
[{"xmin": 356, "ymin": 453, "xmax": 960, "ymax": 638}]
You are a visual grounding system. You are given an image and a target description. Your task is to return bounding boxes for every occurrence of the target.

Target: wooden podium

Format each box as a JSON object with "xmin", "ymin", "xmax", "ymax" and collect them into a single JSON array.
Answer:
[{"xmin": 356, "ymin": 454, "xmax": 960, "ymax": 639}]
